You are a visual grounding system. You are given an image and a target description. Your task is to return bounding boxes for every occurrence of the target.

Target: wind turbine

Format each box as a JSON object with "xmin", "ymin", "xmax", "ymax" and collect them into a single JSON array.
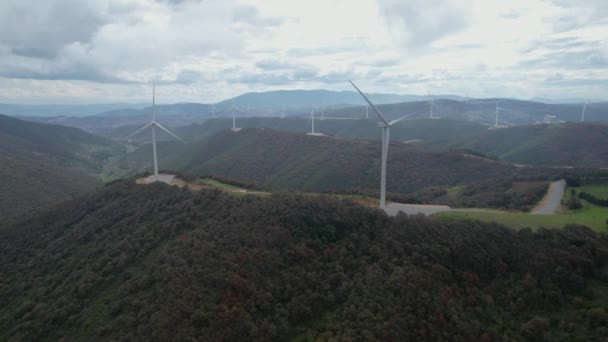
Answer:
[
  {"xmin": 350, "ymin": 80, "xmax": 418, "ymax": 209},
  {"xmin": 229, "ymin": 103, "xmax": 241, "ymax": 131},
  {"xmin": 307, "ymin": 107, "xmax": 323, "ymax": 136},
  {"xmin": 494, "ymin": 101, "xmax": 507, "ymax": 128},
  {"xmin": 211, "ymin": 104, "xmax": 216, "ymax": 118},
  {"xmin": 366, "ymin": 104, "xmax": 369, "ymax": 119},
  {"xmin": 581, "ymin": 101, "xmax": 589, "ymax": 122},
  {"xmin": 427, "ymin": 91, "xmax": 440, "ymax": 119},
  {"xmin": 126, "ymin": 84, "xmax": 185, "ymax": 181}
]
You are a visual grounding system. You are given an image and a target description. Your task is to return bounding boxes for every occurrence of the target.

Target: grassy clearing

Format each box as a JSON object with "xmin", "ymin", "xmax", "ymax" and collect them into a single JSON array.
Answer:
[
  {"xmin": 433, "ymin": 183, "xmax": 608, "ymax": 233},
  {"xmin": 193, "ymin": 178, "xmax": 244, "ymax": 191},
  {"xmin": 576, "ymin": 184, "xmax": 608, "ymax": 198}
]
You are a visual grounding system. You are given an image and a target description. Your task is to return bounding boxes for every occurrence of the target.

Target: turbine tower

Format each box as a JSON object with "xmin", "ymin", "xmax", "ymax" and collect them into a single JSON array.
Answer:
[
  {"xmin": 427, "ymin": 91, "xmax": 440, "ymax": 119},
  {"xmin": 230, "ymin": 103, "xmax": 241, "ymax": 131},
  {"xmin": 307, "ymin": 107, "xmax": 323, "ymax": 136},
  {"xmin": 581, "ymin": 101, "xmax": 589, "ymax": 122},
  {"xmin": 350, "ymin": 80, "xmax": 417, "ymax": 209},
  {"xmin": 126, "ymin": 84, "xmax": 185, "ymax": 181},
  {"xmin": 494, "ymin": 102, "xmax": 506, "ymax": 128}
]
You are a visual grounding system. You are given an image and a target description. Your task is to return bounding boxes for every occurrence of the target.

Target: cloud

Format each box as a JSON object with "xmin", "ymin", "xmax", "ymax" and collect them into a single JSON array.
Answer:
[
  {"xmin": 232, "ymin": 5, "xmax": 285, "ymax": 27},
  {"xmin": 0, "ymin": 0, "xmax": 112, "ymax": 58},
  {"xmin": 378, "ymin": 0, "xmax": 472, "ymax": 50}
]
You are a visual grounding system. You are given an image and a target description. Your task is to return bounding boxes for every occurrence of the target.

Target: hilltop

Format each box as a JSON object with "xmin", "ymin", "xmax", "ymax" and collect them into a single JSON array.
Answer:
[{"xmin": 1, "ymin": 181, "xmax": 606, "ymax": 340}]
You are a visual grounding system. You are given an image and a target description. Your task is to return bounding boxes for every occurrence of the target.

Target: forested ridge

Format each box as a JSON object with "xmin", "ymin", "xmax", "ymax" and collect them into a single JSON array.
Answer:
[
  {"xmin": 136, "ymin": 128, "xmax": 552, "ymax": 194},
  {"xmin": 1, "ymin": 181, "xmax": 607, "ymax": 341},
  {"xmin": 0, "ymin": 156, "xmax": 100, "ymax": 219},
  {"xmin": 448, "ymin": 122, "xmax": 608, "ymax": 168},
  {"xmin": 0, "ymin": 114, "xmax": 123, "ymax": 172}
]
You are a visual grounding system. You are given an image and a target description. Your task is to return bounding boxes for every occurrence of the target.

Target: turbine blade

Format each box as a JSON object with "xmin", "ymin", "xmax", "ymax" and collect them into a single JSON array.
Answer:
[
  {"xmin": 349, "ymin": 80, "xmax": 389, "ymax": 125},
  {"xmin": 389, "ymin": 111, "xmax": 418, "ymax": 125},
  {"xmin": 125, "ymin": 122, "xmax": 153, "ymax": 138},
  {"xmin": 154, "ymin": 122, "xmax": 185, "ymax": 143}
]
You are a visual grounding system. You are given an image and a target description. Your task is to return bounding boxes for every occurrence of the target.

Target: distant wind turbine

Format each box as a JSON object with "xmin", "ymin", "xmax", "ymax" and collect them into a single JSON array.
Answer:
[
  {"xmin": 493, "ymin": 101, "xmax": 507, "ymax": 128},
  {"xmin": 307, "ymin": 107, "xmax": 323, "ymax": 136},
  {"xmin": 427, "ymin": 91, "xmax": 440, "ymax": 119},
  {"xmin": 581, "ymin": 100, "xmax": 590, "ymax": 122},
  {"xmin": 350, "ymin": 80, "xmax": 418, "ymax": 209},
  {"xmin": 125, "ymin": 84, "xmax": 185, "ymax": 181},
  {"xmin": 230, "ymin": 103, "xmax": 241, "ymax": 131}
]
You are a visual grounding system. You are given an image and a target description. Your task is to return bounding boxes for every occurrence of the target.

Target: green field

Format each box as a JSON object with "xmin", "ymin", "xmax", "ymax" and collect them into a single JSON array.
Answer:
[
  {"xmin": 193, "ymin": 178, "xmax": 244, "ymax": 191},
  {"xmin": 433, "ymin": 183, "xmax": 608, "ymax": 232}
]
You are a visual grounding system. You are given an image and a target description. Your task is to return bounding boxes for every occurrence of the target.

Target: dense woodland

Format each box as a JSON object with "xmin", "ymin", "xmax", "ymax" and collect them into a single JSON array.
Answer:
[
  {"xmin": 0, "ymin": 156, "xmax": 99, "ymax": 219},
  {"xmin": 126, "ymin": 128, "xmax": 556, "ymax": 194},
  {"xmin": 449, "ymin": 122, "xmax": 608, "ymax": 168},
  {"xmin": 0, "ymin": 114, "xmax": 123, "ymax": 172},
  {"xmin": 1, "ymin": 181, "xmax": 607, "ymax": 341}
]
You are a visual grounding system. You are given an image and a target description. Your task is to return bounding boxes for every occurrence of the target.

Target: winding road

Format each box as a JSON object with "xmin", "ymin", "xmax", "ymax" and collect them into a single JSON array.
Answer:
[{"xmin": 531, "ymin": 179, "xmax": 566, "ymax": 214}]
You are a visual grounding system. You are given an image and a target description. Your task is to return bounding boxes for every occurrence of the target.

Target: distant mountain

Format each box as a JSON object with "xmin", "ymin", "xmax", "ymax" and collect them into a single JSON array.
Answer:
[
  {"xmin": 0, "ymin": 114, "xmax": 123, "ymax": 172},
  {"xmin": 216, "ymin": 89, "xmax": 467, "ymax": 109},
  {"xmin": 16, "ymin": 103, "xmax": 213, "ymax": 130},
  {"xmin": 121, "ymin": 128, "xmax": 548, "ymax": 193},
  {"xmin": 0, "ymin": 103, "xmax": 148, "ymax": 117},
  {"xmin": 446, "ymin": 122, "xmax": 608, "ymax": 168},
  {"xmin": 14, "ymin": 93, "xmax": 608, "ymax": 134},
  {"xmin": 2, "ymin": 181, "xmax": 606, "ymax": 340}
]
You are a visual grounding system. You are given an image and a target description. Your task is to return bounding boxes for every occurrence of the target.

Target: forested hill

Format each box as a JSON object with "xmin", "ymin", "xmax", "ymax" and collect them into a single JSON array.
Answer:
[
  {"xmin": 156, "ymin": 128, "xmax": 542, "ymax": 193},
  {"xmin": 0, "ymin": 156, "xmax": 99, "ymax": 219},
  {"xmin": 1, "ymin": 181, "xmax": 607, "ymax": 340},
  {"xmin": 448, "ymin": 122, "xmax": 608, "ymax": 167},
  {"xmin": 0, "ymin": 114, "xmax": 123, "ymax": 172}
]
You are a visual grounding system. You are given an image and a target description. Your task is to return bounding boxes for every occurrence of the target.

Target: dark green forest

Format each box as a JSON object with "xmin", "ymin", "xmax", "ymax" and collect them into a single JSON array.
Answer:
[
  {"xmin": 0, "ymin": 156, "xmax": 99, "ymax": 219},
  {"xmin": 0, "ymin": 114, "xmax": 123, "ymax": 172},
  {"xmin": 1, "ymin": 181, "xmax": 607, "ymax": 341},
  {"xmin": 126, "ymin": 128, "xmax": 555, "ymax": 194}
]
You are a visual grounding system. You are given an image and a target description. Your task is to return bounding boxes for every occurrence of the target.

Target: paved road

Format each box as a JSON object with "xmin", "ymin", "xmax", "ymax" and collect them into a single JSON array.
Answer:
[{"xmin": 531, "ymin": 179, "xmax": 566, "ymax": 214}]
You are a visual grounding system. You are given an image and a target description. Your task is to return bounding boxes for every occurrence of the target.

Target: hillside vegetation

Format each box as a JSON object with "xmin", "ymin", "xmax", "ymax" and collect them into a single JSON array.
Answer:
[
  {"xmin": 449, "ymin": 122, "xmax": 608, "ymax": 167},
  {"xmin": 148, "ymin": 128, "xmax": 548, "ymax": 194},
  {"xmin": 0, "ymin": 114, "xmax": 123, "ymax": 172},
  {"xmin": 0, "ymin": 156, "xmax": 99, "ymax": 219},
  {"xmin": 1, "ymin": 182, "xmax": 607, "ymax": 340}
]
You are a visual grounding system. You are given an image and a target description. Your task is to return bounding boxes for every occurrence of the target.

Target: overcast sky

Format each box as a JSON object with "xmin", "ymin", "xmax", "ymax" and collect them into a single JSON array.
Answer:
[{"xmin": 0, "ymin": 0, "xmax": 606, "ymax": 104}]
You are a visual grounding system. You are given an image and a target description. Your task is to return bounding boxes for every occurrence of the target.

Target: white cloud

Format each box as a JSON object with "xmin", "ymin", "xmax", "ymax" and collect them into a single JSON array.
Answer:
[{"xmin": 0, "ymin": 0, "xmax": 606, "ymax": 104}]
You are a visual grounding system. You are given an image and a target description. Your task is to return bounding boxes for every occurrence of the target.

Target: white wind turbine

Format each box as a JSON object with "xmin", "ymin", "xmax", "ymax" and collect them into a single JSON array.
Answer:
[
  {"xmin": 581, "ymin": 100, "xmax": 590, "ymax": 122},
  {"xmin": 350, "ymin": 80, "xmax": 418, "ymax": 209},
  {"xmin": 126, "ymin": 84, "xmax": 185, "ymax": 181},
  {"xmin": 307, "ymin": 107, "xmax": 323, "ymax": 136},
  {"xmin": 493, "ymin": 101, "xmax": 507, "ymax": 128},
  {"xmin": 427, "ymin": 91, "xmax": 440, "ymax": 119},
  {"xmin": 229, "ymin": 103, "xmax": 241, "ymax": 131}
]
